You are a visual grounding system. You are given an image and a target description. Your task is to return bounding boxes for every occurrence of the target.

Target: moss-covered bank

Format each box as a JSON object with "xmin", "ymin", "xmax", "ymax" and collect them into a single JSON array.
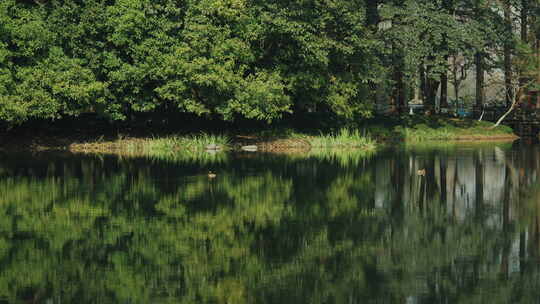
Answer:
[{"xmin": 364, "ymin": 115, "xmax": 517, "ymax": 141}]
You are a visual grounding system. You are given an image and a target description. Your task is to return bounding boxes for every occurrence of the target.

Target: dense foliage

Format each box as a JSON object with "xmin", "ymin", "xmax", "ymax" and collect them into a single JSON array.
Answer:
[{"xmin": 0, "ymin": 0, "xmax": 539, "ymax": 128}]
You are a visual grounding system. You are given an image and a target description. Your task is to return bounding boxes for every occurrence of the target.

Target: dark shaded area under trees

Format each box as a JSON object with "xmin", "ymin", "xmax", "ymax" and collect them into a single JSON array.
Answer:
[{"xmin": 0, "ymin": 0, "xmax": 539, "ymax": 133}]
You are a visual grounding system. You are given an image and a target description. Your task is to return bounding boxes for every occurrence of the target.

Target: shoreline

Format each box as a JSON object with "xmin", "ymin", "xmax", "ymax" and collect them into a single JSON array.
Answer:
[
  {"xmin": 0, "ymin": 116, "xmax": 521, "ymax": 153},
  {"xmin": 0, "ymin": 132, "xmax": 520, "ymax": 154}
]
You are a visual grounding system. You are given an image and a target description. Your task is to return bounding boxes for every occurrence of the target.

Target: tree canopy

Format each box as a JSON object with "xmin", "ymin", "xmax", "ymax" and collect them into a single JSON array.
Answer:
[{"xmin": 0, "ymin": 0, "xmax": 539, "ymax": 128}]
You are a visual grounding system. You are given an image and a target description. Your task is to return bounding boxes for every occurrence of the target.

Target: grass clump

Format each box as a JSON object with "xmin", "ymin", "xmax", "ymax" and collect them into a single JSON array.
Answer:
[
  {"xmin": 128, "ymin": 133, "xmax": 231, "ymax": 152},
  {"xmin": 304, "ymin": 128, "xmax": 376, "ymax": 149},
  {"xmin": 365, "ymin": 115, "xmax": 516, "ymax": 141},
  {"xmin": 179, "ymin": 133, "xmax": 231, "ymax": 151},
  {"xmin": 398, "ymin": 124, "xmax": 454, "ymax": 141},
  {"xmin": 398, "ymin": 120, "xmax": 514, "ymax": 141}
]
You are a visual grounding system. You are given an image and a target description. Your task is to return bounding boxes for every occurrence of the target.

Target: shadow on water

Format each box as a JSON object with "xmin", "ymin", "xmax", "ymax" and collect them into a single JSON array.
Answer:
[{"xmin": 0, "ymin": 142, "xmax": 540, "ymax": 303}]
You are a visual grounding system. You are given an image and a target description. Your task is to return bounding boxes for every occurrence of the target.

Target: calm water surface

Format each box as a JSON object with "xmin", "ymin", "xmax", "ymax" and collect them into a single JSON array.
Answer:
[{"xmin": 1, "ymin": 142, "xmax": 540, "ymax": 303}]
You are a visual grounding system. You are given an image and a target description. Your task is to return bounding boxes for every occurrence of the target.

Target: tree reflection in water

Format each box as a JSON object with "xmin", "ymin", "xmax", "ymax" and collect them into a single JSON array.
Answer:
[{"xmin": 0, "ymin": 143, "xmax": 539, "ymax": 303}]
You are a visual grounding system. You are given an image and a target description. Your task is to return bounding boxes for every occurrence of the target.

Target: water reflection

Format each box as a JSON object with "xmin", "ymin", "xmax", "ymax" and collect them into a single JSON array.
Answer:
[{"xmin": 0, "ymin": 143, "xmax": 539, "ymax": 303}]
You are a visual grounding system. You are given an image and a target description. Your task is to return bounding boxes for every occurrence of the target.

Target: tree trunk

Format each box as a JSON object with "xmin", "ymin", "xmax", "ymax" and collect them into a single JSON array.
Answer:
[
  {"xmin": 425, "ymin": 77, "xmax": 440, "ymax": 113},
  {"xmin": 520, "ymin": 0, "xmax": 529, "ymax": 87},
  {"xmin": 440, "ymin": 68, "xmax": 448, "ymax": 110},
  {"xmin": 475, "ymin": 52, "xmax": 484, "ymax": 109},
  {"xmin": 420, "ymin": 62, "xmax": 439, "ymax": 113},
  {"xmin": 393, "ymin": 55, "xmax": 406, "ymax": 113},
  {"xmin": 413, "ymin": 84, "xmax": 420, "ymax": 103},
  {"xmin": 521, "ymin": 0, "xmax": 528, "ymax": 43},
  {"xmin": 474, "ymin": 0, "xmax": 485, "ymax": 115},
  {"xmin": 420, "ymin": 64, "xmax": 426, "ymax": 103},
  {"xmin": 453, "ymin": 57, "xmax": 460, "ymax": 103},
  {"xmin": 454, "ymin": 80, "xmax": 460, "ymax": 105},
  {"xmin": 503, "ymin": 0, "xmax": 514, "ymax": 107},
  {"xmin": 365, "ymin": 0, "xmax": 380, "ymax": 113},
  {"xmin": 365, "ymin": 0, "xmax": 380, "ymax": 28},
  {"xmin": 440, "ymin": 0, "xmax": 453, "ymax": 112},
  {"xmin": 390, "ymin": 4, "xmax": 406, "ymax": 114},
  {"xmin": 536, "ymin": 32, "xmax": 540, "ymax": 95}
]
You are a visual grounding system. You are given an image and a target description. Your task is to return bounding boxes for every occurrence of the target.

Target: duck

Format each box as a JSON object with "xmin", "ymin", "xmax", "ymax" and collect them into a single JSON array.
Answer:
[
  {"xmin": 208, "ymin": 171, "xmax": 217, "ymax": 178},
  {"xmin": 417, "ymin": 169, "xmax": 426, "ymax": 176}
]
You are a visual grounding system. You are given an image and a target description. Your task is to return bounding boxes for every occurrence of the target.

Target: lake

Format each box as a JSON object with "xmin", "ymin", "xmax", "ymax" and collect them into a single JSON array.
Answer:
[{"xmin": 0, "ymin": 142, "xmax": 539, "ymax": 303}]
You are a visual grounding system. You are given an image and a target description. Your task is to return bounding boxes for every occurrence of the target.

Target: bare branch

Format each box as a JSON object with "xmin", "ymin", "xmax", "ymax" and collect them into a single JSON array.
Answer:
[{"xmin": 490, "ymin": 80, "xmax": 534, "ymax": 128}]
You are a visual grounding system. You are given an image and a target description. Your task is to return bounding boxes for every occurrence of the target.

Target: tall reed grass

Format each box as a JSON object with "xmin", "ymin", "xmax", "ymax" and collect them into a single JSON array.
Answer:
[
  {"xmin": 132, "ymin": 133, "xmax": 231, "ymax": 152},
  {"xmin": 304, "ymin": 128, "xmax": 376, "ymax": 149}
]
